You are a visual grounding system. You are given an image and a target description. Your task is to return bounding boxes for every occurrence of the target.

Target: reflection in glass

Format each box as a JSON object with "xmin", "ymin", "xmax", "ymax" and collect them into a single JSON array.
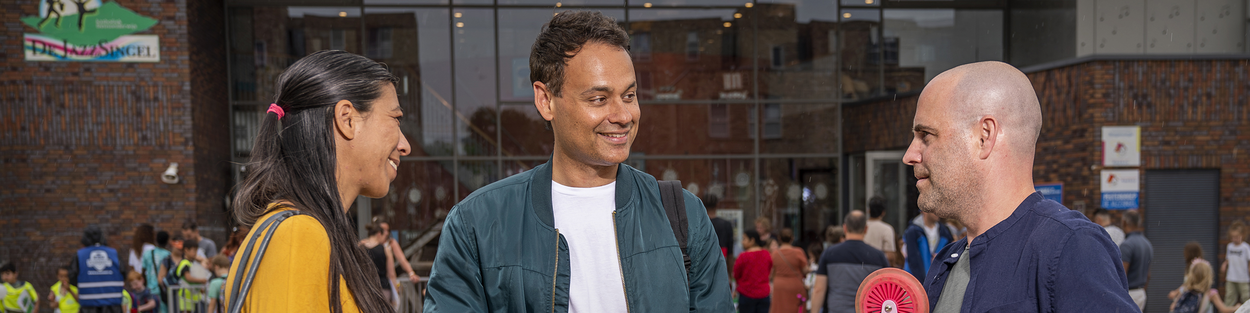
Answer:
[
  {"xmin": 229, "ymin": 7, "xmax": 362, "ymax": 103},
  {"xmin": 760, "ymin": 103, "xmax": 840, "ymax": 154},
  {"xmin": 627, "ymin": 9, "xmax": 751, "ymax": 101},
  {"xmin": 632, "ymin": 104, "xmax": 755, "ymax": 155},
  {"xmin": 365, "ymin": 8, "xmax": 455, "ymax": 157},
  {"xmin": 754, "ymin": 3, "xmax": 840, "ymax": 100},
  {"xmin": 883, "ymin": 9, "xmax": 1003, "ymax": 92},
  {"xmin": 637, "ymin": 159, "xmax": 756, "ymax": 220},
  {"xmin": 499, "ymin": 105, "xmax": 554, "ymax": 156},
  {"xmin": 455, "ymin": 9, "xmax": 497, "ymax": 156},
  {"xmin": 761, "ymin": 158, "xmax": 838, "ymax": 246},
  {"xmin": 498, "ymin": 9, "xmax": 626, "ymax": 103},
  {"xmin": 377, "ymin": 161, "xmax": 460, "ymax": 241},
  {"xmin": 838, "ymin": 8, "xmax": 882, "ymax": 101},
  {"xmin": 457, "ymin": 161, "xmax": 502, "ymax": 198}
]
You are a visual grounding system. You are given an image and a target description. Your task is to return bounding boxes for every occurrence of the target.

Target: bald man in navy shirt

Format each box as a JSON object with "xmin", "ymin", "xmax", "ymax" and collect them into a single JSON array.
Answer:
[{"xmin": 903, "ymin": 61, "xmax": 1137, "ymax": 312}]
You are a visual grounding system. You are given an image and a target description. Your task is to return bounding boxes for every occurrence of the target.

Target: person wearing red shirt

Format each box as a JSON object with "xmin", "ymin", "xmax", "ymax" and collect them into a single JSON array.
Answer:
[{"xmin": 734, "ymin": 229, "xmax": 772, "ymax": 313}]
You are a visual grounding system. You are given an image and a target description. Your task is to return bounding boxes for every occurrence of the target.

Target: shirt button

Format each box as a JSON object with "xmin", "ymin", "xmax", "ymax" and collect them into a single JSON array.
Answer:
[{"xmin": 952, "ymin": 254, "xmax": 959, "ymax": 258}]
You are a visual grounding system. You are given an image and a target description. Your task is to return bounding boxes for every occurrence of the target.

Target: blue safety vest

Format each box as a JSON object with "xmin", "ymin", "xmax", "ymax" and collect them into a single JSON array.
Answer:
[{"xmin": 76, "ymin": 244, "xmax": 124, "ymax": 306}]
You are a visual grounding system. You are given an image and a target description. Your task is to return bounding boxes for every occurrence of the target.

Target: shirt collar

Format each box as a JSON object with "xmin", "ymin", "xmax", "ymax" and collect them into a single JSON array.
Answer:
[{"xmin": 939, "ymin": 192, "xmax": 1045, "ymax": 265}]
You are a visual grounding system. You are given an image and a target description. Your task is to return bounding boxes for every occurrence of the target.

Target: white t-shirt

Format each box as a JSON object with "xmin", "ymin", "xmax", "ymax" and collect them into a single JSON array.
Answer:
[
  {"xmin": 1104, "ymin": 225, "xmax": 1126, "ymax": 246},
  {"xmin": 551, "ymin": 181, "xmax": 628, "ymax": 312},
  {"xmin": 1227, "ymin": 242, "xmax": 1250, "ymax": 283},
  {"xmin": 922, "ymin": 223, "xmax": 941, "ymax": 253},
  {"xmin": 864, "ymin": 219, "xmax": 896, "ymax": 253},
  {"xmin": 129, "ymin": 243, "xmax": 156, "ymax": 272}
]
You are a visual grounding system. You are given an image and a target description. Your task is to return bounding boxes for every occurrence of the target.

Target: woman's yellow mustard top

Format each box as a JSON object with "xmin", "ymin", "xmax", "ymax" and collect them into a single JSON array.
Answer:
[{"xmin": 223, "ymin": 203, "xmax": 361, "ymax": 313}]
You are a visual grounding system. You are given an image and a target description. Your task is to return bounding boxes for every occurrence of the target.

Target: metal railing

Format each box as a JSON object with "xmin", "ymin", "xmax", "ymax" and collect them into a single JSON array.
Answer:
[
  {"xmin": 165, "ymin": 285, "xmax": 210, "ymax": 313},
  {"xmin": 161, "ymin": 278, "xmax": 428, "ymax": 313}
]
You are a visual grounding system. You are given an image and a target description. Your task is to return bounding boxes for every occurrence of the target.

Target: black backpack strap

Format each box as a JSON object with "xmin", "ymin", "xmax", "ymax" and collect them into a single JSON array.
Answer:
[
  {"xmin": 658, "ymin": 180, "xmax": 691, "ymax": 281},
  {"xmin": 226, "ymin": 209, "xmax": 301, "ymax": 313}
]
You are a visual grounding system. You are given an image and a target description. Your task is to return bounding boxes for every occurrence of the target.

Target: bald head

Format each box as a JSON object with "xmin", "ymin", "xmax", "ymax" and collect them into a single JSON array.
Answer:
[{"xmin": 925, "ymin": 61, "xmax": 1042, "ymax": 156}]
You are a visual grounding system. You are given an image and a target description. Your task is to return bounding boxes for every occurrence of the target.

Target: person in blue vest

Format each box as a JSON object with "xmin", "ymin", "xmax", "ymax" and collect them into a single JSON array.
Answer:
[
  {"xmin": 902, "ymin": 211, "xmax": 954, "ymax": 282},
  {"xmin": 68, "ymin": 226, "xmax": 125, "ymax": 313}
]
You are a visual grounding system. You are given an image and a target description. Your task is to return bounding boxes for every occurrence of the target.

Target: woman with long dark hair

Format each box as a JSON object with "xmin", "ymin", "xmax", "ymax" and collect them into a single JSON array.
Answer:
[
  {"xmin": 224, "ymin": 50, "xmax": 410, "ymax": 313},
  {"xmin": 129, "ymin": 224, "xmax": 156, "ymax": 273}
]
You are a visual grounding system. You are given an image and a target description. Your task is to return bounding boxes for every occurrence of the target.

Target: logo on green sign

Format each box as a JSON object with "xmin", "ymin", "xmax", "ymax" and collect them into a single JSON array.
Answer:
[{"xmin": 22, "ymin": 0, "xmax": 160, "ymax": 62}]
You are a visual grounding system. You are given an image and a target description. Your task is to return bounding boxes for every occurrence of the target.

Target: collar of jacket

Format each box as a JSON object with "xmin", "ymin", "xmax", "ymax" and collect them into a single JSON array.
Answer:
[
  {"xmin": 529, "ymin": 158, "xmax": 640, "ymax": 229},
  {"xmin": 940, "ymin": 192, "xmax": 1044, "ymax": 266}
]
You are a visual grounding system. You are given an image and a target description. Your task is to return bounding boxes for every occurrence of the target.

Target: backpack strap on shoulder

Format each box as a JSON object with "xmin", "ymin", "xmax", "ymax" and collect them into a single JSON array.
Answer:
[
  {"xmin": 658, "ymin": 180, "xmax": 691, "ymax": 282},
  {"xmin": 226, "ymin": 209, "xmax": 300, "ymax": 313}
]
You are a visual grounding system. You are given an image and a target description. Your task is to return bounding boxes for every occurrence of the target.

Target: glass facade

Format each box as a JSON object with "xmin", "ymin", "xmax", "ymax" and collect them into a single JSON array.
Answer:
[{"xmin": 226, "ymin": 0, "xmax": 1246, "ymax": 247}]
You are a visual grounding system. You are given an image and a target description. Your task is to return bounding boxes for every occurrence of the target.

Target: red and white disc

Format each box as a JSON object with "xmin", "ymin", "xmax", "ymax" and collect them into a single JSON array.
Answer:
[{"xmin": 855, "ymin": 268, "xmax": 929, "ymax": 313}]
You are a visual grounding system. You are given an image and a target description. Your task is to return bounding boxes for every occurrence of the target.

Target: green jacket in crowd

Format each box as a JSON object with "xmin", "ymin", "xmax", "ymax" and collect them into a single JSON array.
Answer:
[{"xmin": 423, "ymin": 162, "xmax": 733, "ymax": 312}]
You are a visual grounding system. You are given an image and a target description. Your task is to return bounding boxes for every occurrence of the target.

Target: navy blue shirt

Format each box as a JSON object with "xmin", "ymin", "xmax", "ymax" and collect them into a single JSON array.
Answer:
[
  {"xmin": 1120, "ymin": 231, "xmax": 1154, "ymax": 289},
  {"xmin": 923, "ymin": 193, "xmax": 1138, "ymax": 312}
]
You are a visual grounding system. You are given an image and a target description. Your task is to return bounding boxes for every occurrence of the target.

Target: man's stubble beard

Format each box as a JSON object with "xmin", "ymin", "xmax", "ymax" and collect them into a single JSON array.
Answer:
[{"xmin": 917, "ymin": 156, "xmax": 984, "ymax": 227}]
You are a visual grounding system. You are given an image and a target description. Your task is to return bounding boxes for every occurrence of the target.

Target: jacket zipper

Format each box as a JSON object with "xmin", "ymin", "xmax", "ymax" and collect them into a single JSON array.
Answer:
[
  {"xmin": 613, "ymin": 211, "xmax": 632, "ymax": 313},
  {"xmin": 552, "ymin": 228, "xmax": 560, "ymax": 313}
]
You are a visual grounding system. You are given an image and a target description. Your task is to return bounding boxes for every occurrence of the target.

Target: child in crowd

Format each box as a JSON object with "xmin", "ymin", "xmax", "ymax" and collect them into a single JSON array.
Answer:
[
  {"xmin": 126, "ymin": 271, "xmax": 156, "ymax": 313},
  {"xmin": 48, "ymin": 266, "xmax": 78, "ymax": 313},
  {"xmin": 1173, "ymin": 242, "xmax": 1211, "ymax": 300},
  {"xmin": 205, "ymin": 255, "xmax": 231, "ymax": 313},
  {"xmin": 158, "ymin": 234, "xmax": 186, "ymax": 313},
  {"xmin": 733, "ymin": 230, "xmax": 772, "ymax": 313},
  {"xmin": 172, "ymin": 240, "xmax": 207, "ymax": 313},
  {"xmin": 1, "ymin": 262, "xmax": 38, "ymax": 313},
  {"xmin": 1225, "ymin": 221, "xmax": 1250, "ymax": 308},
  {"xmin": 1171, "ymin": 262, "xmax": 1236, "ymax": 313}
]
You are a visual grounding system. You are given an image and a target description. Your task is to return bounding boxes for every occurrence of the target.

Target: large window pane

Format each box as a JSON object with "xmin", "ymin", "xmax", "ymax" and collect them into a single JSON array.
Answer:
[
  {"xmin": 500, "ymin": 105, "xmax": 554, "ymax": 156},
  {"xmin": 759, "ymin": 103, "xmax": 840, "ymax": 154},
  {"xmin": 754, "ymin": 2, "xmax": 840, "ymax": 100},
  {"xmin": 455, "ymin": 9, "xmax": 497, "ymax": 156},
  {"xmin": 631, "ymin": 104, "xmax": 755, "ymax": 155},
  {"xmin": 838, "ymin": 8, "xmax": 882, "ymax": 101},
  {"xmin": 635, "ymin": 158, "xmax": 757, "ymax": 216},
  {"xmin": 882, "ymin": 9, "xmax": 1003, "ymax": 92},
  {"xmin": 457, "ymin": 161, "xmax": 502, "ymax": 199},
  {"xmin": 638, "ymin": 0, "xmax": 755, "ymax": 7},
  {"xmin": 1009, "ymin": 0, "xmax": 1076, "ymax": 67},
  {"xmin": 366, "ymin": 8, "xmax": 455, "ymax": 157},
  {"xmin": 499, "ymin": 0, "xmax": 625, "ymax": 5},
  {"xmin": 626, "ymin": 8, "xmax": 753, "ymax": 101},
  {"xmin": 230, "ymin": 7, "xmax": 362, "ymax": 103},
  {"xmin": 377, "ymin": 160, "xmax": 460, "ymax": 240},
  {"xmin": 760, "ymin": 157, "xmax": 839, "ymax": 246},
  {"xmin": 498, "ymin": 9, "xmax": 626, "ymax": 103}
]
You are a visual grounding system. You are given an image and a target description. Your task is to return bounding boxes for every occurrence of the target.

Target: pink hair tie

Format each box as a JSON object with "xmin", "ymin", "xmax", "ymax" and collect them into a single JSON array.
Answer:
[{"xmin": 267, "ymin": 103, "xmax": 285, "ymax": 119}]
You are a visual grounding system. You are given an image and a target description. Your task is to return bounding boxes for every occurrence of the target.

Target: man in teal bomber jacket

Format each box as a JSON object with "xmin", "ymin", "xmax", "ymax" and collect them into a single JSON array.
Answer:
[{"xmin": 423, "ymin": 10, "xmax": 733, "ymax": 313}]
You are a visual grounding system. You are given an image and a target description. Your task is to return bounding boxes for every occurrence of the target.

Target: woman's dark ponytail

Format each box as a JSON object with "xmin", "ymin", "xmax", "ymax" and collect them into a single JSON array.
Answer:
[{"xmin": 232, "ymin": 50, "xmax": 397, "ymax": 313}]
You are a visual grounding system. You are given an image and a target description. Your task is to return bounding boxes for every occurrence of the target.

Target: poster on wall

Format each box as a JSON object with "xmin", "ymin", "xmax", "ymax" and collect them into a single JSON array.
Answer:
[
  {"xmin": 1034, "ymin": 183, "xmax": 1063, "ymax": 204},
  {"xmin": 1100, "ymin": 169, "xmax": 1140, "ymax": 210},
  {"xmin": 1102, "ymin": 126, "xmax": 1141, "ymax": 167},
  {"xmin": 21, "ymin": 0, "xmax": 160, "ymax": 62},
  {"xmin": 717, "ymin": 209, "xmax": 743, "ymax": 256}
]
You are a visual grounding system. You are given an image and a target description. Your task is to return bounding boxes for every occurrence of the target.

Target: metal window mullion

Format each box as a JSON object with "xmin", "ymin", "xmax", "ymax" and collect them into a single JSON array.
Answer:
[
  {"xmin": 494, "ymin": 1, "xmax": 502, "ymax": 180},
  {"xmin": 449, "ymin": 5, "xmax": 460, "ymax": 202},
  {"xmin": 751, "ymin": 0, "xmax": 761, "ymax": 222}
]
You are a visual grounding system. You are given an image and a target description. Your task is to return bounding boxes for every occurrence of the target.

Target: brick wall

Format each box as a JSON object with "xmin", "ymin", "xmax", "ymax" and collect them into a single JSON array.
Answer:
[
  {"xmin": 0, "ymin": 0, "xmax": 229, "ymax": 301},
  {"xmin": 844, "ymin": 58, "xmax": 1250, "ymax": 285}
]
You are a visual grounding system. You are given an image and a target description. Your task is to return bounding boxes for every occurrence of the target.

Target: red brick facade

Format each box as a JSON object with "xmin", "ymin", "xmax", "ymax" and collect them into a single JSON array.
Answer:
[
  {"xmin": 842, "ymin": 58, "xmax": 1250, "ymax": 260},
  {"xmin": 0, "ymin": 0, "xmax": 229, "ymax": 296}
]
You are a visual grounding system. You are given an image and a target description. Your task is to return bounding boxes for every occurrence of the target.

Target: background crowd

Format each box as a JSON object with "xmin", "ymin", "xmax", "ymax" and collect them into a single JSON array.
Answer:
[{"xmin": 711, "ymin": 195, "xmax": 1250, "ymax": 313}]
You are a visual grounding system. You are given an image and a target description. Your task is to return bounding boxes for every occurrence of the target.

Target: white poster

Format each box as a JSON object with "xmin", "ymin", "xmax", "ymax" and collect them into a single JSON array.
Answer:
[
  {"xmin": 717, "ymin": 209, "xmax": 743, "ymax": 256},
  {"xmin": 1102, "ymin": 126, "xmax": 1141, "ymax": 167},
  {"xmin": 1100, "ymin": 169, "xmax": 1140, "ymax": 209}
]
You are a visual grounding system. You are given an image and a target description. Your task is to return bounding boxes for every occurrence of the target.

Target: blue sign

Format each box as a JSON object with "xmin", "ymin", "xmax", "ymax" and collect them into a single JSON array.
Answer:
[
  {"xmin": 1101, "ymin": 191, "xmax": 1139, "ymax": 210},
  {"xmin": 1035, "ymin": 183, "xmax": 1063, "ymax": 204}
]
